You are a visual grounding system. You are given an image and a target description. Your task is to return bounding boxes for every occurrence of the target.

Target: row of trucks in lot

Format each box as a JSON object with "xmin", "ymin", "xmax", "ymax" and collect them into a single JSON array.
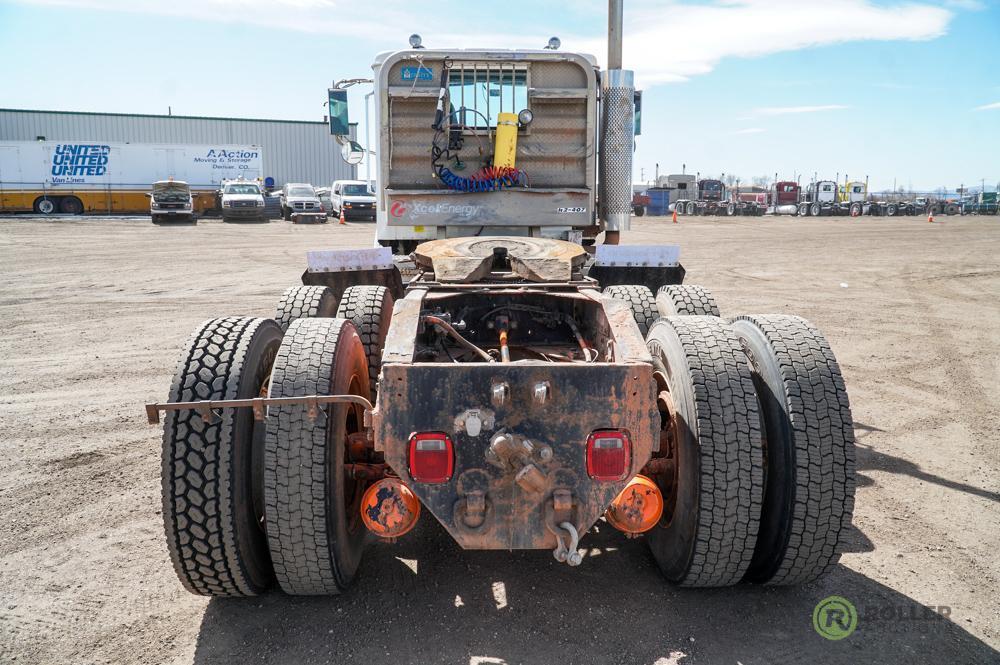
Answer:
[
  {"xmin": 632, "ymin": 173, "xmax": 998, "ymax": 218},
  {"xmin": 0, "ymin": 139, "xmax": 378, "ymax": 222}
]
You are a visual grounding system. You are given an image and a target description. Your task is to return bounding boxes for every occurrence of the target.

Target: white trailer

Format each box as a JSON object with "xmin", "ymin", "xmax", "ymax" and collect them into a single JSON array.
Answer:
[{"xmin": 0, "ymin": 141, "xmax": 262, "ymax": 214}]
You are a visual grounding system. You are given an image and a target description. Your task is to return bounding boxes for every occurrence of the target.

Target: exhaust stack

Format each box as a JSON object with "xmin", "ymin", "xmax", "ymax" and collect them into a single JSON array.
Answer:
[{"xmin": 600, "ymin": 0, "xmax": 635, "ymax": 235}]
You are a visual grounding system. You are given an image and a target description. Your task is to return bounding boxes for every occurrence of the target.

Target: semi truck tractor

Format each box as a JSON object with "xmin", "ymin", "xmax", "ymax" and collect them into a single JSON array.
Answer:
[
  {"xmin": 770, "ymin": 180, "xmax": 801, "ymax": 215},
  {"xmin": 0, "ymin": 141, "xmax": 262, "ymax": 215},
  {"xmin": 800, "ymin": 179, "xmax": 867, "ymax": 216},
  {"xmin": 674, "ymin": 178, "xmax": 762, "ymax": 217},
  {"xmin": 960, "ymin": 192, "xmax": 998, "ymax": 215},
  {"xmin": 147, "ymin": 1, "xmax": 857, "ymax": 597}
]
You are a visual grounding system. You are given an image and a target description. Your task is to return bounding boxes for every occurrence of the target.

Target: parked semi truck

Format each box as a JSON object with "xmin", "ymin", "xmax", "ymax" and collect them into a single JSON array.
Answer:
[
  {"xmin": 800, "ymin": 179, "xmax": 867, "ymax": 216},
  {"xmin": 770, "ymin": 180, "xmax": 801, "ymax": 215},
  {"xmin": 0, "ymin": 141, "xmax": 262, "ymax": 215},
  {"xmin": 148, "ymin": 1, "xmax": 856, "ymax": 598},
  {"xmin": 674, "ymin": 178, "xmax": 762, "ymax": 217},
  {"xmin": 961, "ymin": 192, "xmax": 999, "ymax": 215}
]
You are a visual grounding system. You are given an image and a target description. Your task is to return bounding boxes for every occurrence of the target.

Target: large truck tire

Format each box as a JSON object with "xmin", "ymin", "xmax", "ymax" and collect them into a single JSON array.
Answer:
[
  {"xmin": 161, "ymin": 317, "xmax": 282, "ymax": 596},
  {"xmin": 730, "ymin": 315, "xmax": 856, "ymax": 585},
  {"xmin": 644, "ymin": 316, "xmax": 763, "ymax": 587},
  {"xmin": 945, "ymin": 203, "xmax": 959, "ymax": 215},
  {"xmin": 274, "ymin": 285, "xmax": 338, "ymax": 332},
  {"xmin": 335, "ymin": 285, "xmax": 394, "ymax": 397},
  {"xmin": 656, "ymin": 285, "xmax": 720, "ymax": 317},
  {"xmin": 603, "ymin": 284, "xmax": 658, "ymax": 337},
  {"xmin": 34, "ymin": 197, "xmax": 57, "ymax": 214},
  {"xmin": 60, "ymin": 196, "xmax": 84, "ymax": 214},
  {"xmin": 264, "ymin": 318, "xmax": 371, "ymax": 595}
]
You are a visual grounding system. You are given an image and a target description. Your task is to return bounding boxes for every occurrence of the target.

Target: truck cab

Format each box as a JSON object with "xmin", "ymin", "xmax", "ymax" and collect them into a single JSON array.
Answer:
[
  {"xmin": 808, "ymin": 180, "xmax": 837, "ymax": 204},
  {"xmin": 330, "ymin": 180, "xmax": 376, "ymax": 220},
  {"xmin": 697, "ymin": 179, "xmax": 725, "ymax": 202},
  {"xmin": 772, "ymin": 181, "xmax": 801, "ymax": 215},
  {"xmin": 369, "ymin": 47, "xmax": 619, "ymax": 253},
  {"xmin": 839, "ymin": 181, "xmax": 867, "ymax": 204},
  {"xmin": 279, "ymin": 183, "xmax": 327, "ymax": 223},
  {"xmin": 149, "ymin": 179, "xmax": 194, "ymax": 223},
  {"xmin": 220, "ymin": 180, "xmax": 266, "ymax": 222}
]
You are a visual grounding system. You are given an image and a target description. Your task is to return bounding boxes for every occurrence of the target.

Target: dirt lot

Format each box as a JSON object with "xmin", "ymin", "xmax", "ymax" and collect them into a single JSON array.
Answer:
[{"xmin": 1, "ymin": 214, "xmax": 998, "ymax": 665}]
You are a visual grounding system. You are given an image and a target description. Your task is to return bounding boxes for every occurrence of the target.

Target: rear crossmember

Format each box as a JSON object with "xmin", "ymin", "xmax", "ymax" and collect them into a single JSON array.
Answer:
[{"xmin": 145, "ymin": 394, "xmax": 373, "ymax": 425}]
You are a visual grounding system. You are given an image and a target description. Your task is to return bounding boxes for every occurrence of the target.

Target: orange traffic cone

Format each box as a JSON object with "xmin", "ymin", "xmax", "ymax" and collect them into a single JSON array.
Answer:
[
  {"xmin": 927, "ymin": 211, "xmax": 934, "ymax": 223},
  {"xmin": 672, "ymin": 208, "xmax": 678, "ymax": 224},
  {"xmin": 339, "ymin": 208, "xmax": 346, "ymax": 225}
]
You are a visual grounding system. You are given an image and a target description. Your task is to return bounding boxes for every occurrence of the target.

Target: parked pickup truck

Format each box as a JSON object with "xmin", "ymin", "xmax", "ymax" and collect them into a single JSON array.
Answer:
[
  {"xmin": 221, "ymin": 180, "xmax": 267, "ymax": 222},
  {"xmin": 280, "ymin": 183, "xmax": 327, "ymax": 223},
  {"xmin": 330, "ymin": 180, "xmax": 376, "ymax": 221},
  {"xmin": 148, "ymin": 180, "xmax": 194, "ymax": 224}
]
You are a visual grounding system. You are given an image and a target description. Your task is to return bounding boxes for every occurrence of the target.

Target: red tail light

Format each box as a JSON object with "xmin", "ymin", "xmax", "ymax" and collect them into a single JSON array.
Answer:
[
  {"xmin": 586, "ymin": 430, "xmax": 631, "ymax": 481},
  {"xmin": 408, "ymin": 432, "xmax": 454, "ymax": 483}
]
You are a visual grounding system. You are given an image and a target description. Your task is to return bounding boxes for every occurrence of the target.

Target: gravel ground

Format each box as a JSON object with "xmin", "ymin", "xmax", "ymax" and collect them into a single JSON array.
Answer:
[{"xmin": 1, "ymin": 214, "xmax": 998, "ymax": 665}]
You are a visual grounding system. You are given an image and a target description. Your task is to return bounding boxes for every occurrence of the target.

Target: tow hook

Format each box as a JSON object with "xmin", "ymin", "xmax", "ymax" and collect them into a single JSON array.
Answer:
[{"xmin": 552, "ymin": 522, "xmax": 583, "ymax": 566}]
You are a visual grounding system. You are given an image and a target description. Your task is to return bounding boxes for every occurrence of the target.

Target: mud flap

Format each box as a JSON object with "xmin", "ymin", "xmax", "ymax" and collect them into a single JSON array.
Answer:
[
  {"xmin": 586, "ymin": 244, "xmax": 685, "ymax": 292},
  {"xmin": 302, "ymin": 247, "xmax": 405, "ymax": 304}
]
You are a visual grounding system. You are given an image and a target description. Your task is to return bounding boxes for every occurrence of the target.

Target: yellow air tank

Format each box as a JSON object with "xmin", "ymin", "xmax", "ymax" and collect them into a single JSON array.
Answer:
[{"xmin": 492, "ymin": 112, "xmax": 519, "ymax": 169}]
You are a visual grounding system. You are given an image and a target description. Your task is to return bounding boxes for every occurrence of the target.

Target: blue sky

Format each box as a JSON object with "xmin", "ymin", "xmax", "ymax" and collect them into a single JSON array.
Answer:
[{"xmin": 1, "ymin": 0, "xmax": 997, "ymax": 191}]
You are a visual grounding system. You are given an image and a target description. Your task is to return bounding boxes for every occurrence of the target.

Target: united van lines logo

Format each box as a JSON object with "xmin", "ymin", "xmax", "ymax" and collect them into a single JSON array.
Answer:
[
  {"xmin": 390, "ymin": 201, "xmax": 407, "ymax": 218},
  {"xmin": 51, "ymin": 144, "xmax": 110, "ymax": 178}
]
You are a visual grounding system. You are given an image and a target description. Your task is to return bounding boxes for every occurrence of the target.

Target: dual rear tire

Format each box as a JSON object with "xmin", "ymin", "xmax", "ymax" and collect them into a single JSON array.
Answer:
[
  {"xmin": 644, "ymin": 314, "xmax": 856, "ymax": 586},
  {"xmin": 163, "ymin": 285, "xmax": 394, "ymax": 596}
]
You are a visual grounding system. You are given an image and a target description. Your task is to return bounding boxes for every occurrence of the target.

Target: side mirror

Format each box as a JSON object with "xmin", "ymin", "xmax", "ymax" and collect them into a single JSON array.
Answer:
[
  {"xmin": 144, "ymin": 192, "xmax": 151, "ymax": 197},
  {"xmin": 328, "ymin": 88, "xmax": 350, "ymax": 136},
  {"xmin": 341, "ymin": 140, "xmax": 365, "ymax": 165}
]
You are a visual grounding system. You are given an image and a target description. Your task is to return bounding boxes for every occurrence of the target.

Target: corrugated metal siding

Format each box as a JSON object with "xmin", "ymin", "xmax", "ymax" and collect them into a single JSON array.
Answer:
[{"xmin": 0, "ymin": 109, "xmax": 356, "ymax": 188}]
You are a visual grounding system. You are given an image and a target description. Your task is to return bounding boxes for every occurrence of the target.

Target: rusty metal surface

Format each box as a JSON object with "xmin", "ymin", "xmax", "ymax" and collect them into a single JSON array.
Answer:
[
  {"xmin": 373, "ymin": 361, "xmax": 658, "ymax": 550},
  {"xmin": 144, "ymin": 393, "xmax": 374, "ymax": 425},
  {"xmin": 414, "ymin": 236, "xmax": 588, "ymax": 283},
  {"xmin": 382, "ymin": 288, "xmax": 427, "ymax": 363},
  {"xmin": 576, "ymin": 289, "xmax": 654, "ymax": 364}
]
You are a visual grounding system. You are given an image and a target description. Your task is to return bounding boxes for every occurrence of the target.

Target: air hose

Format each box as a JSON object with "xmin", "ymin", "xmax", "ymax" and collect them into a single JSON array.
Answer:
[{"xmin": 435, "ymin": 164, "xmax": 526, "ymax": 193}]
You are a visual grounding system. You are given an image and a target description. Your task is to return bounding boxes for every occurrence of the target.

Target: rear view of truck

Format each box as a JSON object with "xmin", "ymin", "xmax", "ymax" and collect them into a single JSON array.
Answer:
[{"xmin": 147, "ymin": 1, "xmax": 856, "ymax": 598}]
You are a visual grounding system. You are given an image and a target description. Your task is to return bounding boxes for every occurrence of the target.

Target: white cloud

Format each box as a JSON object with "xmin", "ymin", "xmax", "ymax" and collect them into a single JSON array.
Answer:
[
  {"xmin": 732, "ymin": 127, "xmax": 766, "ymax": 135},
  {"xmin": 754, "ymin": 105, "xmax": 850, "ymax": 115},
  {"xmin": 576, "ymin": 1, "xmax": 953, "ymax": 87},
  {"xmin": 973, "ymin": 102, "xmax": 1000, "ymax": 111},
  {"xmin": 11, "ymin": 0, "xmax": 956, "ymax": 88}
]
